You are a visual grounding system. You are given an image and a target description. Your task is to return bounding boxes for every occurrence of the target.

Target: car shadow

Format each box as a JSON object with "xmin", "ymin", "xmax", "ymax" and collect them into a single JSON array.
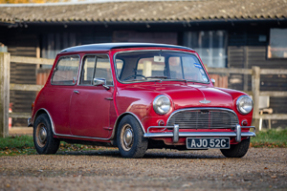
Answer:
[
  {"xmin": 144, "ymin": 151, "xmax": 224, "ymax": 159},
  {"xmin": 57, "ymin": 149, "xmax": 225, "ymax": 159}
]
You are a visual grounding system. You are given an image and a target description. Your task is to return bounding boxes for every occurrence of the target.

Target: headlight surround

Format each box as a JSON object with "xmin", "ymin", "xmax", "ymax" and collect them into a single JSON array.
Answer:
[
  {"xmin": 153, "ymin": 95, "xmax": 171, "ymax": 115},
  {"xmin": 236, "ymin": 95, "xmax": 253, "ymax": 114}
]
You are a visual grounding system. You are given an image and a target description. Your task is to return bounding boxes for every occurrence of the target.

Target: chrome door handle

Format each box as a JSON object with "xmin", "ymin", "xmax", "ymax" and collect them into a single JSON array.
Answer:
[{"xmin": 73, "ymin": 90, "xmax": 79, "ymax": 94}]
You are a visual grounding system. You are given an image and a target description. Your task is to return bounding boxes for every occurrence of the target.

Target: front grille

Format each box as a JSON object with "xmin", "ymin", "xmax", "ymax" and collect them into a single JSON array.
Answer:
[{"xmin": 167, "ymin": 109, "xmax": 238, "ymax": 129}]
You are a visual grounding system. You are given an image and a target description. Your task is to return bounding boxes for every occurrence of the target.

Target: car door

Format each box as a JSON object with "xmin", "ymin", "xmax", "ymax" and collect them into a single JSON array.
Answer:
[
  {"xmin": 44, "ymin": 55, "xmax": 80, "ymax": 135},
  {"xmin": 69, "ymin": 54, "xmax": 114, "ymax": 138}
]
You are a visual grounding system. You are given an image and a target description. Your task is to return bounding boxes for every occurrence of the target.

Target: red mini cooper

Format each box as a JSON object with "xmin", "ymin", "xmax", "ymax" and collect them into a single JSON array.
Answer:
[{"xmin": 29, "ymin": 43, "xmax": 255, "ymax": 158}]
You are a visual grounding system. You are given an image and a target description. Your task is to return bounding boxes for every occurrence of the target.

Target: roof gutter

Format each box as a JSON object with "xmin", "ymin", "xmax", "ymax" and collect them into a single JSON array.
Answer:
[
  {"xmin": 0, "ymin": 0, "xmax": 204, "ymax": 7},
  {"xmin": 2, "ymin": 18, "xmax": 286, "ymax": 25},
  {"xmin": 0, "ymin": 22, "xmax": 17, "ymax": 27}
]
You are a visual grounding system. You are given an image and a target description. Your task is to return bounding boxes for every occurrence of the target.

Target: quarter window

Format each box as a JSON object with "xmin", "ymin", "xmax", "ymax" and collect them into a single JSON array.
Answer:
[
  {"xmin": 51, "ymin": 56, "xmax": 79, "ymax": 85},
  {"xmin": 80, "ymin": 55, "xmax": 113, "ymax": 86}
]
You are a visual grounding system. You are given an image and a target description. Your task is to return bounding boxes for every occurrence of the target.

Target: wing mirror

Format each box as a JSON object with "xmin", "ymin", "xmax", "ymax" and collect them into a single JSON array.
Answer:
[
  {"xmin": 211, "ymin": 78, "xmax": 216, "ymax": 85},
  {"xmin": 93, "ymin": 78, "xmax": 105, "ymax": 86},
  {"xmin": 93, "ymin": 78, "xmax": 110, "ymax": 90}
]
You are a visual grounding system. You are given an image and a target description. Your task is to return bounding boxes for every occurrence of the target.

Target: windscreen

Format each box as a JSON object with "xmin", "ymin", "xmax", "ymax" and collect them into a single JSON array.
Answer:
[{"xmin": 115, "ymin": 51, "xmax": 209, "ymax": 83}]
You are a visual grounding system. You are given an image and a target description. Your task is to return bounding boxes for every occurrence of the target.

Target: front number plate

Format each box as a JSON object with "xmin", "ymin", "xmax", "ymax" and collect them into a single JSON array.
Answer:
[{"xmin": 186, "ymin": 138, "xmax": 230, "ymax": 149}]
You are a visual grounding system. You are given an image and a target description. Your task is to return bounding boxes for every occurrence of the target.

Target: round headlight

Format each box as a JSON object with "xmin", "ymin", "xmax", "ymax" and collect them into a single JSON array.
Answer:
[
  {"xmin": 236, "ymin": 95, "xmax": 253, "ymax": 114},
  {"xmin": 153, "ymin": 95, "xmax": 171, "ymax": 115}
]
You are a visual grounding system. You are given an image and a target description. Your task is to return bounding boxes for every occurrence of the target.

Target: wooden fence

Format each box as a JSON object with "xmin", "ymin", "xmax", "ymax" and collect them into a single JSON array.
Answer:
[
  {"xmin": 0, "ymin": 53, "xmax": 53, "ymax": 137},
  {"xmin": 1, "ymin": 52, "xmax": 287, "ymax": 137},
  {"xmin": 207, "ymin": 67, "xmax": 287, "ymax": 120}
]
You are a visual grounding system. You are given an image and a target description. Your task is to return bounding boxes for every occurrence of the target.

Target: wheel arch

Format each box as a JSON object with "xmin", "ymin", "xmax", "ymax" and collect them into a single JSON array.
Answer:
[
  {"xmin": 111, "ymin": 112, "xmax": 146, "ymax": 140},
  {"xmin": 33, "ymin": 108, "xmax": 56, "ymax": 134}
]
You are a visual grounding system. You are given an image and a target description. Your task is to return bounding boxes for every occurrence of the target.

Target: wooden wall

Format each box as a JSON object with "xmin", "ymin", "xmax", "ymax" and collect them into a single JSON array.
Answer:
[
  {"xmin": 0, "ymin": 31, "xmax": 38, "ymax": 127},
  {"xmin": 113, "ymin": 31, "xmax": 178, "ymax": 44},
  {"xmin": 228, "ymin": 31, "xmax": 287, "ymax": 128}
]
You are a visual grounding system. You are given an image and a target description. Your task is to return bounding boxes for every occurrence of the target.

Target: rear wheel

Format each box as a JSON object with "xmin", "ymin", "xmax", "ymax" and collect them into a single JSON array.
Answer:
[
  {"xmin": 33, "ymin": 113, "xmax": 60, "ymax": 154},
  {"xmin": 116, "ymin": 115, "xmax": 148, "ymax": 158},
  {"xmin": 220, "ymin": 138, "xmax": 250, "ymax": 158}
]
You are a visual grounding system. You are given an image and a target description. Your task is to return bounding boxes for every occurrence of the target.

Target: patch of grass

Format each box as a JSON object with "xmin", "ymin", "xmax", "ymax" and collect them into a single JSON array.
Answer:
[
  {"xmin": 0, "ymin": 135, "xmax": 34, "ymax": 149},
  {"xmin": 0, "ymin": 135, "xmax": 35, "ymax": 156},
  {"xmin": 0, "ymin": 129, "xmax": 286, "ymax": 156},
  {"xmin": 0, "ymin": 135, "xmax": 116, "ymax": 156},
  {"xmin": 251, "ymin": 129, "xmax": 287, "ymax": 148}
]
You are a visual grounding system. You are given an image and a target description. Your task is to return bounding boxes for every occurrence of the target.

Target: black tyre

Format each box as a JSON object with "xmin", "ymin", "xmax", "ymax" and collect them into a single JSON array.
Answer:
[
  {"xmin": 116, "ymin": 115, "xmax": 148, "ymax": 158},
  {"xmin": 33, "ymin": 113, "xmax": 60, "ymax": 154},
  {"xmin": 220, "ymin": 138, "xmax": 250, "ymax": 158}
]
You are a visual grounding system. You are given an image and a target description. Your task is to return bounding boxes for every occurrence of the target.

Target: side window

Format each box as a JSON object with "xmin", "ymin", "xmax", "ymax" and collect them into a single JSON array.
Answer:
[
  {"xmin": 51, "ymin": 55, "xmax": 80, "ymax": 85},
  {"xmin": 80, "ymin": 55, "xmax": 113, "ymax": 86},
  {"xmin": 80, "ymin": 56, "xmax": 96, "ymax": 85}
]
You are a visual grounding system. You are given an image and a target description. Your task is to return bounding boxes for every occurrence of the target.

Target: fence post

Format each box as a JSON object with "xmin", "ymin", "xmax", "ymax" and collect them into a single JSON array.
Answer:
[
  {"xmin": 251, "ymin": 66, "xmax": 260, "ymax": 131},
  {"xmin": 0, "ymin": 52, "xmax": 10, "ymax": 138}
]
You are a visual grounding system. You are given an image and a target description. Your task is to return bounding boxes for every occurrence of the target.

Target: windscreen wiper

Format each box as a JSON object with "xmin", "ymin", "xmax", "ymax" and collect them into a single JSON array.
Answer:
[{"xmin": 146, "ymin": 76, "xmax": 168, "ymax": 79}]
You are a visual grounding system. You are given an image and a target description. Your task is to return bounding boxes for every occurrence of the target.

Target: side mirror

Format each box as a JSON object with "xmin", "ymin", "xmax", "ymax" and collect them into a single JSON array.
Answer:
[
  {"xmin": 93, "ymin": 78, "xmax": 110, "ymax": 90},
  {"xmin": 93, "ymin": 78, "xmax": 105, "ymax": 86},
  {"xmin": 211, "ymin": 78, "xmax": 216, "ymax": 85}
]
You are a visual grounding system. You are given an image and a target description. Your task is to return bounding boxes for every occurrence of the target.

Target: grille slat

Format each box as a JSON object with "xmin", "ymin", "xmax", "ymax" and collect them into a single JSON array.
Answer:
[{"xmin": 167, "ymin": 109, "xmax": 238, "ymax": 129}]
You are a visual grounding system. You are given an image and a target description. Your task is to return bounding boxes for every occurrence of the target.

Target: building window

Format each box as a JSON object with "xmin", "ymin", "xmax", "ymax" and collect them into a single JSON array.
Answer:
[
  {"xmin": 183, "ymin": 31, "xmax": 227, "ymax": 68},
  {"xmin": 268, "ymin": 28, "xmax": 287, "ymax": 58}
]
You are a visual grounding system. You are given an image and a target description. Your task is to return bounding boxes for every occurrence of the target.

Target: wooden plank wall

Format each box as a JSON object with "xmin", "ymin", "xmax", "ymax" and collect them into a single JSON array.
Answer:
[
  {"xmin": 81, "ymin": 32, "xmax": 113, "ymax": 44},
  {"xmin": 0, "ymin": 32, "xmax": 38, "ymax": 127},
  {"xmin": 113, "ymin": 31, "xmax": 178, "ymax": 45},
  {"xmin": 228, "ymin": 32, "xmax": 287, "ymax": 128}
]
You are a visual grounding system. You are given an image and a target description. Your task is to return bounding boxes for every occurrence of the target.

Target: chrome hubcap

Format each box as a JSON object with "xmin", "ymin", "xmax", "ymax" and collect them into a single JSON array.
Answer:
[
  {"xmin": 121, "ymin": 124, "xmax": 134, "ymax": 151},
  {"xmin": 124, "ymin": 128, "xmax": 133, "ymax": 146},
  {"xmin": 39, "ymin": 127, "xmax": 47, "ymax": 143},
  {"xmin": 36, "ymin": 123, "xmax": 47, "ymax": 148}
]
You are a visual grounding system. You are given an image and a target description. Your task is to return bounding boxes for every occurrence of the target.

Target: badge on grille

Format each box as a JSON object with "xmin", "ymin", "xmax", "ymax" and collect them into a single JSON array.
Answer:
[{"xmin": 199, "ymin": 99, "xmax": 211, "ymax": 104}]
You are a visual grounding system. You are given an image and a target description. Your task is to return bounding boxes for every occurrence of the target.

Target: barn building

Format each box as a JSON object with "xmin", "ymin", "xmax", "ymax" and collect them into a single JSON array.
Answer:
[{"xmin": 0, "ymin": 0, "xmax": 286, "ymax": 128}]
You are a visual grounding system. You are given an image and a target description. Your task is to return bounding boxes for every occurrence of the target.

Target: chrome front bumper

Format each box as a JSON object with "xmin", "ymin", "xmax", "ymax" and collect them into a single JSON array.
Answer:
[{"xmin": 144, "ymin": 124, "xmax": 256, "ymax": 143}]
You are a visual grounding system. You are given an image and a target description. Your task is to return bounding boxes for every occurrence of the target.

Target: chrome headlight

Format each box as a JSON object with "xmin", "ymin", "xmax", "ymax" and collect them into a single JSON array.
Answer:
[
  {"xmin": 153, "ymin": 95, "xmax": 171, "ymax": 115},
  {"xmin": 236, "ymin": 95, "xmax": 253, "ymax": 114}
]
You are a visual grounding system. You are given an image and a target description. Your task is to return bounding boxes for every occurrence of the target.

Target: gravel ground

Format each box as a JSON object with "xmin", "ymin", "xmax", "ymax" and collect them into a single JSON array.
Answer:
[{"xmin": 0, "ymin": 148, "xmax": 287, "ymax": 191}]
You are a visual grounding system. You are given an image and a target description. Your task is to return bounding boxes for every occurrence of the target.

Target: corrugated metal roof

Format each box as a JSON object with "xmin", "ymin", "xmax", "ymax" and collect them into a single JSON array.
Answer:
[{"xmin": 0, "ymin": 0, "xmax": 287, "ymax": 23}]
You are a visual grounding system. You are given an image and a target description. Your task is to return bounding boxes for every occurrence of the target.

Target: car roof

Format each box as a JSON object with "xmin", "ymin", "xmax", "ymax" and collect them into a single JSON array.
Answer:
[{"xmin": 60, "ymin": 43, "xmax": 193, "ymax": 53}]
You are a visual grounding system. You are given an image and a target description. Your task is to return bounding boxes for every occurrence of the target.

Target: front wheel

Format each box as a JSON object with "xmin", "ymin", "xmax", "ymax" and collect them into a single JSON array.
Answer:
[
  {"xmin": 220, "ymin": 138, "xmax": 250, "ymax": 158},
  {"xmin": 33, "ymin": 113, "xmax": 60, "ymax": 154},
  {"xmin": 116, "ymin": 115, "xmax": 148, "ymax": 158}
]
